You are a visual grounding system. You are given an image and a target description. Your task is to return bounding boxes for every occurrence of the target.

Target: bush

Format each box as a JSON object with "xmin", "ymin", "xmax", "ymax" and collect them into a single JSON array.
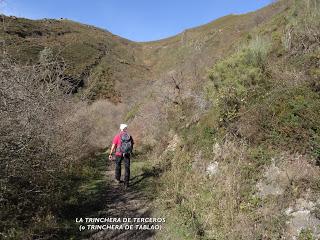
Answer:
[
  {"xmin": 0, "ymin": 52, "xmax": 95, "ymax": 239},
  {"xmin": 298, "ymin": 228, "xmax": 315, "ymax": 240},
  {"xmin": 239, "ymin": 84, "xmax": 320, "ymax": 152},
  {"xmin": 156, "ymin": 137, "xmax": 285, "ymax": 240},
  {"xmin": 207, "ymin": 36, "xmax": 271, "ymax": 125}
]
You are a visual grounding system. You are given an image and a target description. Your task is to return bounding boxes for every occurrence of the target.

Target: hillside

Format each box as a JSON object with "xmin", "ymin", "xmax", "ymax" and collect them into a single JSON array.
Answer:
[
  {"xmin": 0, "ymin": 16, "xmax": 149, "ymax": 102},
  {"xmin": 2, "ymin": 0, "xmax": 320, "ymax": 239},
  {"xmin": 1, "ymin": 1, "xmax": 286, "ymax": 103}
]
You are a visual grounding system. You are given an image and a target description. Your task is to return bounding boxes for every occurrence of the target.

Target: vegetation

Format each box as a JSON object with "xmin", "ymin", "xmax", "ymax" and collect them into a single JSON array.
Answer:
[
  {"xmin": 152, "ymin": 1, "xmax": 320, "ymax": 239},
  {"xmin": 0, "ymin": 48, "xmax": 125, "ymax": 239},
  {"xmin": 1, "ymin": 0, "xmax": 320, "ymax": 239},
  {"xmin": 206, "ymin": 36, "xmax": 271, "ymax": 128},
  {"xmin": 0, "ymin": 47, "xmax": 95, "ymax": 238},
  {"xmin": 0, "ymin": 15, "xmax": 146, "ymax": 102}
]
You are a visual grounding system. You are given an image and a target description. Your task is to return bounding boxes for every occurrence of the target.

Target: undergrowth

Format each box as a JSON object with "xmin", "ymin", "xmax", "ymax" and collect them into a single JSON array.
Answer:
[{"xmin": 154, "ymin": 1, "xmax": 320, "ymax": 239}]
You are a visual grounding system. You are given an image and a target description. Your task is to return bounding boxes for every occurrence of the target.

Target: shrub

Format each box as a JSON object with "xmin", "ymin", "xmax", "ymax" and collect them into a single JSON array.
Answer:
[
  {"xmin": 298, "ymin": 228, "xmax": 315, "ymax": 240},
  {"xmin": 236, "ymin": 83, "xmax": 320, "ymax": 153},
  {"xmin": 207, "ymin": 36, "xmax": 271, "ymax": 125},
  {"xmin": 246, "ymin": 36, "xmax": 271, "ymax": 67},
  {"xmin": 0, "ymin": 52, "xmax": 97, "ymax": 239},
  {"xmin": 156, "ymin": 137, "xmax": 285, "ymax": 240}
]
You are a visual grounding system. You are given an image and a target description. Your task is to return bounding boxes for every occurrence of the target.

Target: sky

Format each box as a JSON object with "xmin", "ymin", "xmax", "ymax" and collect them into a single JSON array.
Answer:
[{"xmin": 1, "ymin": 0, "xmax": 273, "ymax": 42}]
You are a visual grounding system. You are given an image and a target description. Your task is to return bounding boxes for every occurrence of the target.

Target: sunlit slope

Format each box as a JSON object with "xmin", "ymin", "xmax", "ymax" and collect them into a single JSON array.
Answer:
[{"xmin": 0, "ymin": 1, "xmax": 286, "ymax": 102}]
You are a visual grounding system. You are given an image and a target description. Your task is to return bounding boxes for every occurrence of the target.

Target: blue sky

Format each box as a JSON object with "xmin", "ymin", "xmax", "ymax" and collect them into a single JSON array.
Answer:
[{"xmin": 1, "ymin": 0, "xmax": 272, "ymax": 42}]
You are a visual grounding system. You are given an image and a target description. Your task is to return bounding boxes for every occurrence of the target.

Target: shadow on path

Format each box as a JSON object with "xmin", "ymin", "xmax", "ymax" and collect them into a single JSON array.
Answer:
[{"xmin": 83, "ymin": 159, "xmax": 157, "ymax": 240}]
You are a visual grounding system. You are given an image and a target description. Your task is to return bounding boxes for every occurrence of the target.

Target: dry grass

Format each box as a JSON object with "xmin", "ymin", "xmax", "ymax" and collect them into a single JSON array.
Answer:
[
  {"xmin": 156, "ymin": 133, "xmax": 320, "ymax": 239},
  {"xmin": 152, "ymin": 2, "xmax": 320, "ymax": 239},
  {"xmin": 0, "ymin": 51, "xmax": 127, "ymax": 238},
  {"xmin": 283, "ymin": 0, "xmax": 320, "ymax": 54},
  {"xmin": 73, "ymin": 100, "xmax": 126, "ymax": 150},
  {"xmin": 155, "ymin": 138, "xmax": 258, "ymax": 240}
]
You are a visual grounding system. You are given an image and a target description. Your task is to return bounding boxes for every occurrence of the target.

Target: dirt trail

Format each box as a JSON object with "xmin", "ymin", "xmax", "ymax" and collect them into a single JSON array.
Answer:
[{"xmin": 85, "ymin": 161, "xmax": 156, "ymax": 240}]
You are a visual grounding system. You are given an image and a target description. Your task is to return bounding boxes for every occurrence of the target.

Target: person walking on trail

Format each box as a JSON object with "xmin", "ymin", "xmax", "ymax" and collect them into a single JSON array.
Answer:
[{"xmin": 108, "ymin": 124, "xmax": 134, "ymax": 188}]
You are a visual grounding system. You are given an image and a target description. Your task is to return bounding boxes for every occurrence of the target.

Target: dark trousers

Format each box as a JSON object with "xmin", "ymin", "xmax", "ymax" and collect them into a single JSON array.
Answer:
[{"xmin": 115, "ymin": 154, "xmax": 130, "ymax": 184}]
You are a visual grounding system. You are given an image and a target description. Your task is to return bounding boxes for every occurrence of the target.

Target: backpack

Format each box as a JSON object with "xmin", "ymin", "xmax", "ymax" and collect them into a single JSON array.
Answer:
[{"xmin": 119, "ymin": 132, "xmax": 132, "ymax": 155}]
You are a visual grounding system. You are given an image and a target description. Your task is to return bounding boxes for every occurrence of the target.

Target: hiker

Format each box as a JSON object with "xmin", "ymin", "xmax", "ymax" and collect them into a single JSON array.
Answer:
[{"xmin": 108, "ymin": 124, "xmax": 134, "ymax": 187}]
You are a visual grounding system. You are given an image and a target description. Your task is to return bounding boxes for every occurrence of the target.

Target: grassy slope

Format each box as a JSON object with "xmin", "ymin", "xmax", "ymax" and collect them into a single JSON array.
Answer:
[
  {"xmin": 0, "ymin": 17, "xmax": 149, "ymax": 102},
  {"xmin": 153, "ymin": 1, "xmax": 320, "ymax": 239},
  {"xmin": 0, "ymin": 2, "xmax": 285, "ymax": 104},
  {"xmin": 140, "ymin": 3, "xmax": 285, "ymax": 77},
  {"xmin": 5, "ymin": 1, "xmax": 317, "ymax": 239}
]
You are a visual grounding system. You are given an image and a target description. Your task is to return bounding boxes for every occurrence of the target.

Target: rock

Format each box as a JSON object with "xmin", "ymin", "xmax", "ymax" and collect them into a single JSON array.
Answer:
[
  {"xmin": 191, "ymin": 151, "xmax": 219, "ymax": 176},
  {"xmin": 285, "ymin": 198, "xmax": 320, "ymax": 239},
  {"xmin": 256, "ymin": 181, "xmax": 284, "ymax": 196},
  {"xmin": 166, "ymin": 134, "xmax": 180, "ymax": 152},
  {"xmin": 256, "ymin": 159, "xmax": 289, "ymax": 197},
  {"xmin": 206, "ymin": 161, "xmax": 219, "ymax": 176}
]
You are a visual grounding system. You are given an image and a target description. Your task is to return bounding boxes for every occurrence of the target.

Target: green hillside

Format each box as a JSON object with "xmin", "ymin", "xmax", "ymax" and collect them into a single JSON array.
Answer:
[
  {"xmin": 150, "ymin": 1, "xmax": 320, "ymax": 239},
  {"xmin": 1, "ymin": 16, "xmax": 149, "ymax": 102},
  {"xmin": 1, "ymin": 1, "xmax": 285, "ymax": 103},
  {"xmin": 1, "ymin": 0, "xmax": 320, "ymax": 239}
]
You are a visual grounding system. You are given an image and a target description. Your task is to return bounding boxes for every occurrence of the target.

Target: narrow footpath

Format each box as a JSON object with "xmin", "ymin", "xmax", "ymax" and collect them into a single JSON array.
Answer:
[{"xmin": 83, "ymin": 153, "xmax": 157, "ymax": 240}]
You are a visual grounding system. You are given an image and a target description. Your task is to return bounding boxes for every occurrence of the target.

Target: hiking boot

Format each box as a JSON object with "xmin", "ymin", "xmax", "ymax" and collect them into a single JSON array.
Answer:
[
  {"xmin": 117, "ymin": 180, "xmax": 124, "ymax": 184},
  {"xmin": 123, "ymin": 182, "xmax": 129, "ymax": 189}
]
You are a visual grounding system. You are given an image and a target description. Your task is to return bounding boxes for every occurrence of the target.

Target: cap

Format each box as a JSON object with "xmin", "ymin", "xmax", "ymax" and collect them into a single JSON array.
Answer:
[{"xmin": 120, "ymin": 124, "xmax": 128, "ymax": 131}]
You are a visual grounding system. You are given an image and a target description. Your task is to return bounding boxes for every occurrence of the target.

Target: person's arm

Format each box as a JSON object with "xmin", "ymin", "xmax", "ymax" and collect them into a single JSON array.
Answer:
[
  {"xmin": 131, "ymin": 136, "xmax": 134, "ymax": 153},
  {"xmin": 109, "ymin": 134, "xmax": 118, "ymax": 160},
  {"xmin": 108, "ymin": 144, "xmax": 116, "ymax": 160}
]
